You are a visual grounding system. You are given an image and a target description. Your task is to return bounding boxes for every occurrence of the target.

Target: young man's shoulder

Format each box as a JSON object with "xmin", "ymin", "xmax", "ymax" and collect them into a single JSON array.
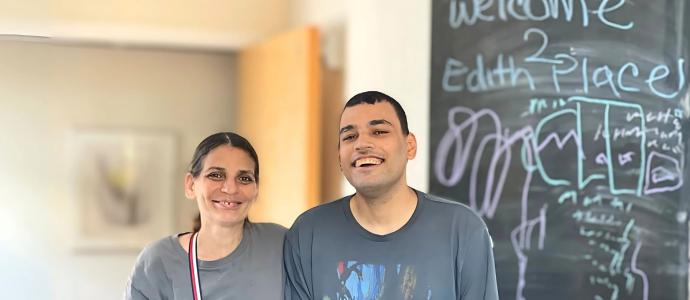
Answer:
[
  {"xmin": 419, "ymin": 191, "xmax": 488, "ymax": 229},
  {"xmin": 288, "ymin": 196, "xmax": 348, "ymax": 231}
]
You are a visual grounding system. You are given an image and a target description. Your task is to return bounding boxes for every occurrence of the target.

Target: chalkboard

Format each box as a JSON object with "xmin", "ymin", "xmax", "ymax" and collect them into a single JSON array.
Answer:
[{"xmin": 429, "ymin": 1, "xmax": 689, "ymax": 299}]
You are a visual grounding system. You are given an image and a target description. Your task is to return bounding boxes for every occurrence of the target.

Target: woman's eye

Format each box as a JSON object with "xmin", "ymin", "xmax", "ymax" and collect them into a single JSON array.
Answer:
[
  {"xmin": 207, "ymin": 172, "xmax": 225, "ymax": 180},
  {"xmin": 239, "ymin": 176, "xmax": 255, "ymax": 184}
]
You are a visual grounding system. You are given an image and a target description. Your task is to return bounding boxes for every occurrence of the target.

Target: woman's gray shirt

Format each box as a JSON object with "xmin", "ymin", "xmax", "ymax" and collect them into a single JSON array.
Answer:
[{"xmin": 125, "ymin": 223, "xmax": 286, "ymax": 300}]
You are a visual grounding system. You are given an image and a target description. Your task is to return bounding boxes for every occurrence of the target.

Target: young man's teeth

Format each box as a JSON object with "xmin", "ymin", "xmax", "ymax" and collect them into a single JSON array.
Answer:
[{"xmin": 355, "ymin": 158, "xmax": 382, "ymax": 167}]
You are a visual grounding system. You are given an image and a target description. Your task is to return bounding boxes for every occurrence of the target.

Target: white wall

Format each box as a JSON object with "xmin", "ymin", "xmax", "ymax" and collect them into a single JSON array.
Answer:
[
  {"xmin": 345, "ymin": 1, "xmax": 431, "ymax": 193},
  {"xmin": 289, "ymin": 0, "xmax": 345, "ymax": 28},
  {"xmin": 344, "ymin": 0, "xmax": 431, "ymax": 192},
  {"xmin": 290, "ymin": 0, "xmax": 430, "ymax": 194},
  {"xmin": 0, "ymin": 41, "xmax": 236, "ymax": 299}
]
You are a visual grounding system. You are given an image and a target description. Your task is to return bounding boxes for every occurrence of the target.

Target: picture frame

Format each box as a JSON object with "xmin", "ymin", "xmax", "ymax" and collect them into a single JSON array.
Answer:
[{"xmin": 68, "ymin": 128, "xmax": 176, "ymax": 251}]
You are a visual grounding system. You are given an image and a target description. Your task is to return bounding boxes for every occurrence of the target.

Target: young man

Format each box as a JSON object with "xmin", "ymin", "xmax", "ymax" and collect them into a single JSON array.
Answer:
[{"xmin": 284, "ymin": 91, "xmax": 499, "ymax": 300}]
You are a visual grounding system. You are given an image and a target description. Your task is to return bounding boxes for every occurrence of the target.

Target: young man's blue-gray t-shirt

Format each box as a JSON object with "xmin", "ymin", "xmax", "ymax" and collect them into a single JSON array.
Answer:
[{"xmin": 283, "ymin": 190, "xmax": 499, "ymax": 300}]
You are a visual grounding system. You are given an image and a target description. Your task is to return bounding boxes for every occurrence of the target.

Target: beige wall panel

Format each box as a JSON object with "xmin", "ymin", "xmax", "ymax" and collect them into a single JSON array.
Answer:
[{"xmin": 238, "ymin": 26, "xmax": 320, "ymax": 226}]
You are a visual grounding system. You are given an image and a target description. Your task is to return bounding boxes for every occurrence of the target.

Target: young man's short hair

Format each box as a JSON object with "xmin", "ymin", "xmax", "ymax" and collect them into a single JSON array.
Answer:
[{"xmin": 343, "ymin": 91, "xmax": 409, "ymax": 135}]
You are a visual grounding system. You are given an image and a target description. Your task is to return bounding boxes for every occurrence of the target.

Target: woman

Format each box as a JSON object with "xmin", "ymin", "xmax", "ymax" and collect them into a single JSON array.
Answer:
[{"xmin": 125, "ymin": 132, "xmax": 286, "ymax": 299}]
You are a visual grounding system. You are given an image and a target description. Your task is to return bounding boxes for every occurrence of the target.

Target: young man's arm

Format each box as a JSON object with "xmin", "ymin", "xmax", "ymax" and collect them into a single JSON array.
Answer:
[
  {"xmin": 283, "ymin": 229, "xmax": 312, "ymax": 300},
  {"xmin": 458, "ymin": 225, "xmax": 500, "ymax": 300}
]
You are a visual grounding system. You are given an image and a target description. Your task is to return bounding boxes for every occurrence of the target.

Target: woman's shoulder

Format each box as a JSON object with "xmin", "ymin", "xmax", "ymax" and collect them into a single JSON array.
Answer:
[
  {"xmin": 134, "ymin": 234, "xmax": 184, "ymax": 267},
  {"xmin": 127, "ymin": 234, "xmax": 182, "ymax": 296},
  {"xmin": 248, "ymin": 222, "xmax": 287, "ymax": 236},
  {"xmin": 246, "ymin": 222, "xmax": 286, "ymax": 245}
]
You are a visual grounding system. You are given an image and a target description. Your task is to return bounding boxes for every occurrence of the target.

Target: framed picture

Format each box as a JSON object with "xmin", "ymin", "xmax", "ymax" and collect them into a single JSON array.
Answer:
[{"xmin": 69, "ymin": 128, "xmax": 176, "ymax": 251}]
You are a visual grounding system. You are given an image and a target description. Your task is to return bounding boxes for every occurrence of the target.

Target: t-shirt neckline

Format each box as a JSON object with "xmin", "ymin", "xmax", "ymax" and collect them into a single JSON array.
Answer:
[
  {"xmin": 341, "ymin": 188, "xmax": 425, "ymax": 242},
  {"xmin": 173, "ymin": 225, "xmax": 251, "ymax": 269}
]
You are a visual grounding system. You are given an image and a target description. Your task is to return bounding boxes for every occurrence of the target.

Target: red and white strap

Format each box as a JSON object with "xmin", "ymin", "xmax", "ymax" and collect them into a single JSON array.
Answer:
[{"xmin": 188, "ymin": 232, "xmax": 202, "ymax": 300}]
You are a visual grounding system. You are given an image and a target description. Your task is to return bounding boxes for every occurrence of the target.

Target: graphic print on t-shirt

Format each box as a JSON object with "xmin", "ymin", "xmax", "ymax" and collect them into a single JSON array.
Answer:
[{"xmin": 335, "ymin": 261, "xmax": 432, "ymax": 300}]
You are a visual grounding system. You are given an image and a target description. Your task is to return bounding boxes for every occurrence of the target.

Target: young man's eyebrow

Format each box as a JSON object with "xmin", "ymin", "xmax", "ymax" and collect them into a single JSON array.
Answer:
[
  {"xmin": 339, "ymin": 125, "xmax": 355, "ymax": 135},
  {"xmin": 369, "ymin": 119, "xmax": 393, "ymax": 127}
]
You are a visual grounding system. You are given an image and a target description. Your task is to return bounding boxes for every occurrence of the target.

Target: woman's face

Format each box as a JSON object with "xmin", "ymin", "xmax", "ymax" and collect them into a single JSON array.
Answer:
[{"xmin": 185, "ymin": 145, "xmax": 258, "ymax": 227}]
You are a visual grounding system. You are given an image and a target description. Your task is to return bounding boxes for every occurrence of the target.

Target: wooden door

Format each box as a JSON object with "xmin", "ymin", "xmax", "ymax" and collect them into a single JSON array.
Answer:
[{"xmin": 237, "ymin": 26, "xmax": 320, "ymax": 227}]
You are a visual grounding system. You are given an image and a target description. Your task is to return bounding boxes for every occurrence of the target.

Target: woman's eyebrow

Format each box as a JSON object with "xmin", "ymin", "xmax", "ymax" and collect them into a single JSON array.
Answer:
[{"xmin": 205, "ymin": 166, "xmax": 226, "ymax": 172}]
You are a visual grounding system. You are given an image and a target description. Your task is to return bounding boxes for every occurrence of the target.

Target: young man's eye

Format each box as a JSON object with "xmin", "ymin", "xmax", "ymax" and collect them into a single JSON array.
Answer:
[
  {"xmin": 342, "ymin": 135, "xmax": 355, "ymax": 142},
  {"xmin": 373, "ymin": 130, "xmax": 388, "ymax": 135}
]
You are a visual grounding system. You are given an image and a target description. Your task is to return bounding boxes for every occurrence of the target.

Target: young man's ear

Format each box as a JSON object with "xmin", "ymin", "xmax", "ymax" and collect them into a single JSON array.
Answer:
[
  {"xmin": 337, "ymin": 143, "xmax": 344, "ymax": 172},
  {"xmin": 406, "ymin": 132, "xmax": 417, "ymax": 160},
  {"xmin": 184, "ymin": 173, "xmax": 196, "ymax": 200}
]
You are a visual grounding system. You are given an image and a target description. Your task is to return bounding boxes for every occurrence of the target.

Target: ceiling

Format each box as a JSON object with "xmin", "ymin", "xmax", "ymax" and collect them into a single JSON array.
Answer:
[{"xmin": 0, "ymin": 0, "xmax": 292, "ymax": 51}]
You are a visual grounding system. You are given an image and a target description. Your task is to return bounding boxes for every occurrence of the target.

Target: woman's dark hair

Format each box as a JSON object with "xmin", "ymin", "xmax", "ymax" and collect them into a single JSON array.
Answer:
[
  {"xmin": 189, "ymin": 132, "xmax": 259, "ymax": 232},
  {"xmin": 188, "ymin": 132, "xmax": 259, "ymax": 182}
]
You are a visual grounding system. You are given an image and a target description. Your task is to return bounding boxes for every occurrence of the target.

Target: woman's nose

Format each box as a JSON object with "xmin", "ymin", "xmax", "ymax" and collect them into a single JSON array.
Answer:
[{"xmin": 220, "ymin": 178, "xmax": 237, "ymax": 194}]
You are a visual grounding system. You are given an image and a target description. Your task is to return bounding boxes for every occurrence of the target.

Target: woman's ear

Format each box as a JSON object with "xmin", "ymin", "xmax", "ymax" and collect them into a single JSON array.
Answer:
[{"xmin": 184, "ymin": 173, "xmax": 196, "ymax": 200}]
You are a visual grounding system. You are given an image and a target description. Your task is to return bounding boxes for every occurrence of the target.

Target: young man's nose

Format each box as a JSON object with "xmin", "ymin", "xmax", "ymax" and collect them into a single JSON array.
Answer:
[{"xmin": 354, "ymin": 136, "xmax": 374, "ymax": 151}]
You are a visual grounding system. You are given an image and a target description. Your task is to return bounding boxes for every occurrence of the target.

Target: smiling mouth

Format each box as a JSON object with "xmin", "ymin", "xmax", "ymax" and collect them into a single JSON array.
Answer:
[
  {"xmin": 353, "ymin": 157, "xmax": 384, "ymax": 168},
  {"xmin": 212, "ymin": 200, "xmax": 243, "ymax": 209}
]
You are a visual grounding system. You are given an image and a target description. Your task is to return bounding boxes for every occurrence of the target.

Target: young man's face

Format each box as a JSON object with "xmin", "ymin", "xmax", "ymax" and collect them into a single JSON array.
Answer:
[{"xmin": 338, "ymin": 101, "xmax": 416, "ymax": 195}]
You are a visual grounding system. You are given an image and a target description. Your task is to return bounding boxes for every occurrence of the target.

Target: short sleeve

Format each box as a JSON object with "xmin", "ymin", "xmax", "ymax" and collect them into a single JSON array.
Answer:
[
  {"xmin": 123, "ymin": 241, "xmax": 171, "ymax": 300},
  {"xmin": 283, "ymin": 228, "xmax": 313, "ymax": 300},
  {"xmin": 458, "ymin": 224, "xmax": 499, "ymax": 300}
]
